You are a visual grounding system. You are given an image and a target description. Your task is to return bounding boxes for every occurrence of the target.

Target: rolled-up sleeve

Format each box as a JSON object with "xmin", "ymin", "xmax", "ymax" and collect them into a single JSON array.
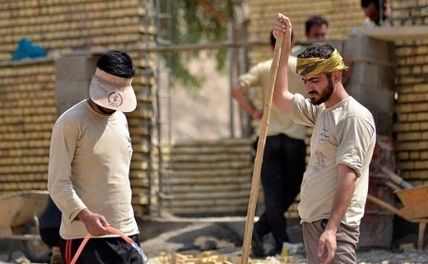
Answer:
[{"xmin": 336, "ymin": 116, "xmax": 376, "ymax": 178}]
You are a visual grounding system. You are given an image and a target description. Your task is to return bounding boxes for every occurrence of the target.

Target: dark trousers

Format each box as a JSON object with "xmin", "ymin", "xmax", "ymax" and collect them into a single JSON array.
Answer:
[
  {"xmin": 253, "ymin": 134, "xmax": 306, "ymax": 252},
  {"xmin": 60, "ymin": 235, "xmax": 143, "ymax": 264}
]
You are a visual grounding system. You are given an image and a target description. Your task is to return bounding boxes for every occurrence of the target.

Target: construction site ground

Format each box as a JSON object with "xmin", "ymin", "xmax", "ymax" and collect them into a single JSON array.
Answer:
[{"xmin": 1, "ymin": 216, "xmax": 428, "ymax": 264}]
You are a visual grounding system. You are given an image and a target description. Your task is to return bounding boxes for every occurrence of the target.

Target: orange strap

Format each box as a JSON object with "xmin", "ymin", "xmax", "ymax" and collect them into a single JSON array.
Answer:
[{"xmin": 70, "ymin": 226, "xmax": 138, "ymax": 264}]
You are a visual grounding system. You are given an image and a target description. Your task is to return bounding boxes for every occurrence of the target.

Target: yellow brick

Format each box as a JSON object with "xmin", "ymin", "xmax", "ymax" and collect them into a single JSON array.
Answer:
[{"xmin": 397, "ymin": 151, "xmax": 410, "ymax": 160}]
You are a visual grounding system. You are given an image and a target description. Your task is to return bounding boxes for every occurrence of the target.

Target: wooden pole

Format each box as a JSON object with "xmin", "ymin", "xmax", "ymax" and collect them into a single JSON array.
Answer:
[
  {"xmin": 240, "ymin": 34, "xmax": 284, "ymax": 264},
  {"xmin": 371, "ymin": 160, "xmax": 413, "ymax": 189}
]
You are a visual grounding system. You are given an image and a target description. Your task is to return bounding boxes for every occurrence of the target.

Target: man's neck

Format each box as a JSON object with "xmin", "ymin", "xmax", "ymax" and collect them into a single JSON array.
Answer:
[{"xmin": 87, "ymin": 99, "xmax": 116, "ymax": 116}]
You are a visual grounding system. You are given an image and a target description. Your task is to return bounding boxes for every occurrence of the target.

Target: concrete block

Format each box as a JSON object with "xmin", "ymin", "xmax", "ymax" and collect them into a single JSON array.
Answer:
[
  {"xmin": 359, "ymin": 212, "xmax": 394, "ymax": 248},
  {"xmin": 325, "ymin": 39, "xmax": 344, "ymax": 54},
  {"xmin": 55, "ymin": 55, "xmax": 99, "ymax": 81},
  {"xmin": 371, "ymin": 110, "xmax": 394, "ymax": 137},
  {"xmin": 55, "ymin": 80, "xmax": 90, "ymax": 114},
  {"xmin": 54, "ymin": 52, "xmax": 102, "ymax": 116},
  {"xmin": 347, "ymin": 85, "xmax": 395, "ymax": 113},
  {"xmin": 348, "ymin": 62, "xmax": 395, "ymax": 91},
  {"xmin": 343, "ymin": 36, "xmax": 395, "ymax": 63},
  {"xmin": 345, "ymin": 84, "xmax": 394, "ymax": 136}
]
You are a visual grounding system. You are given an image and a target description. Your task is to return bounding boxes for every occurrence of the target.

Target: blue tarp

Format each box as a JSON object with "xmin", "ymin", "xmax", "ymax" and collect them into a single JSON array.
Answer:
[{"xmin": 12, "ymin": 38, "xmax": 47, "ymax": 60}]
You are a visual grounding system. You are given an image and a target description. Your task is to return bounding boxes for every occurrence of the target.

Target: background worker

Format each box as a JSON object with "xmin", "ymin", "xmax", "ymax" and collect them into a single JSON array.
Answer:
[
  {"xmin": 291, "ymin": 15, "xmax": 329, "ymax": 56},
  {"xmin": 48, "ymin": 49, "xmax": 148, "ymax": 264},
  {"xmin": 361, "ymin": 0, "xmax": 392, "ymax": 27},
  {"xmin": 272, "ymin": 14, "xmax": 376, "ymax": 264},
  {"xmin": 39, "ymin": 196, "xmax": 62, "ymax": 264},
  {"xmin": 232, "ymin": 30, "xmax": 307, "ymax": 257},
  {"xmin": 304, "ymin": 15, "xmax": 329, "ymax": 40}
]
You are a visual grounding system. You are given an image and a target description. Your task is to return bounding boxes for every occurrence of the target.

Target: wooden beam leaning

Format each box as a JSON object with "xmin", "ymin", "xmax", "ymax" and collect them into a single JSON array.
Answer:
[{"xmin": 240, "ymin": 34, "xmax": 284, "ymax": 264}]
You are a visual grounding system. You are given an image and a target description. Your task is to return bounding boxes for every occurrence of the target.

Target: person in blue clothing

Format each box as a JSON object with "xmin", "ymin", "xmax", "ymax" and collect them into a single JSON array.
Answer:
[{"xmin": 39, "ymin": 196, "xmax": 63, "ymax": 264}]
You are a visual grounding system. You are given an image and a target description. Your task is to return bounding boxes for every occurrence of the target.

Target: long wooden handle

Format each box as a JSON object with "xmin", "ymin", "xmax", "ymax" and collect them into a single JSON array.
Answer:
[
  {"xmin": 240, "ymin": 33, "xmax": 284, "ymax": 264},
  {"xmin": 367, "ymin": 194, "xmax": 409, "ymax": 220},
  {"xmin": 371, "ymin": 160, "xmax": 413, "ymax": 189}
]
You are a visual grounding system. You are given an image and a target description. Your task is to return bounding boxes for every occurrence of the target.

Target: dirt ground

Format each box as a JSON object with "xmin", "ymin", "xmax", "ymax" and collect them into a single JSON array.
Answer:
[
  {"xmin": 2, "ymin": 217, "xmax": 427, "ymax": 264},
  {"xmin": 138, "ymin": 218, "xmax": 428, "ymax": 264}
]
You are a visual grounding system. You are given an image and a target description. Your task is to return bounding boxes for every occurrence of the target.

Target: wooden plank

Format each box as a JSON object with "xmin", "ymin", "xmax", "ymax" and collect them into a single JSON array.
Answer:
[
  {"xmin": 171, "ymin": 183, "xmax": 251, "ymax": 193},
  {"xmin": 171, "ymin": 205, "xmax": 247, "ymax": 215},
  {"xmin": 169, "ymin": 190, "xmax": 251, "ymax": 200},
  {"xmin": 171, "ymin": 198, "xmax": 250, "ymax": 207},
  {"xmin": 169, "ymin": 176, "xmax": 250, "ymax": 185},
  {"xmin": 163, "ymin": 168, "xmax": 253, "ymax": 177}
]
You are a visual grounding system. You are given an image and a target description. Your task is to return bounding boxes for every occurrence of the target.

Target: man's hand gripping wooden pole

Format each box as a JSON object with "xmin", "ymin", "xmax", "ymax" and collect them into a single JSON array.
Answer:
[{"xmin": 240, "ymin": 14, "xmax": 292, "ymax": 264}]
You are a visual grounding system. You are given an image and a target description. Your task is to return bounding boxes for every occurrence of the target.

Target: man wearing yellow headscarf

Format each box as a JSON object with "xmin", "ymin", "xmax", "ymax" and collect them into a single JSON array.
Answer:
[{"xmin": 272, "ymin": 14, "xmax": 377, "ymax": 264}]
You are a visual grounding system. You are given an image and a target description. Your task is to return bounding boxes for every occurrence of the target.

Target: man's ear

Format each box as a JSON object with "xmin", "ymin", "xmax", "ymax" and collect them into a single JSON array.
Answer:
[{"xmin": 333, "ymin": 71, "xmax": 342, "ymax": 83}]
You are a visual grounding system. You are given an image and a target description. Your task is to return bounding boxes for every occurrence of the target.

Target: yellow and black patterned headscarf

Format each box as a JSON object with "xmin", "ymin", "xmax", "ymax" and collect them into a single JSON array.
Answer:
[{"xmin": 296, "ymin": 49, "xmax": 348, "ymax": 76}]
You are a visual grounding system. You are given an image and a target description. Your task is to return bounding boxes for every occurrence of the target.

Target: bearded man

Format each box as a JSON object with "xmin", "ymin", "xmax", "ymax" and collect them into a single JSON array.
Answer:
[{"xmin": 272, "ymin": 14, "xmax": 376, "ymax": 264}]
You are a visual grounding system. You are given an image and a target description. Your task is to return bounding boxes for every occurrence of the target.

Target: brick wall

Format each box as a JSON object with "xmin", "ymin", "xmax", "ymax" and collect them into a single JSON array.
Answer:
[
  {"xmin": 0, "ymin": 59, "xmax": 56, "ymax": 193},
  {"xmin": 0, "ymin": 0, "xmax": 150, "ymax": 61},
  {"xmin": 390, "ymin": 0, "xmax": 428, "ymax": 185}
]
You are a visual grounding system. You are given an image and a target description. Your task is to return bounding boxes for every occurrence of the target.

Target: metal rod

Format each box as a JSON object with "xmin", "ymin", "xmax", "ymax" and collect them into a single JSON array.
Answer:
[
  {"xmin": 3, "ymin": 234, "xmax": 42, "ymax": 241},
  {"xmin": 129, "ymin": 41, "xmax": 268, "ymax": 53},
  {"xmin": 228, "ymin": 21, "xmax": 236, "ymax": 138}
]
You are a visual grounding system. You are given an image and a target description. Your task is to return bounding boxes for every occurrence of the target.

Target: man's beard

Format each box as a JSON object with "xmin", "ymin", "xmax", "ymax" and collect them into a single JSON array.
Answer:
[{"xmin": 309, "ymin": 77, "xmax": 334, "ymax": 105}]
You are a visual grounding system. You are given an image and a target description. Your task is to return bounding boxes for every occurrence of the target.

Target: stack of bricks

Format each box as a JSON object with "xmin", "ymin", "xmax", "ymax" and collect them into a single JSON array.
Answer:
[
  {"xmin": 160, "ymin": 138, "xmax": 255, "ymax": 216},
  {"xmin": 0, "ymin": 59, "xmax": 56, "ymax": 195},
  {"xmin": 0, "ymin": 0, "xmax": 157, "ymax": 217}
]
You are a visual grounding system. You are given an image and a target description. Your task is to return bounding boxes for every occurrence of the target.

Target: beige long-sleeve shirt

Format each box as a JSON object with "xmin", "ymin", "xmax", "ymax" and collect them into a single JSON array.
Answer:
[{"xmin": 48, "ymin": 100, "xmax": 139, "ymax": 239}]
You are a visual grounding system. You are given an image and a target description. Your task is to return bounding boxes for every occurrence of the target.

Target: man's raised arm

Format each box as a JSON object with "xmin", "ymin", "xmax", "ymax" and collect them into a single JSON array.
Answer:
[{"xmin": 272, "ymin": 13, "xmax": 295, "ymax": 115}]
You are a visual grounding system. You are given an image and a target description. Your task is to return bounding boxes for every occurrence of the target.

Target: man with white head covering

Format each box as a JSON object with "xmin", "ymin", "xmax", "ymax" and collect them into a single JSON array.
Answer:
[{"xmin": 48, "ymin": 49, "xmax": 148, "ymax": 264}]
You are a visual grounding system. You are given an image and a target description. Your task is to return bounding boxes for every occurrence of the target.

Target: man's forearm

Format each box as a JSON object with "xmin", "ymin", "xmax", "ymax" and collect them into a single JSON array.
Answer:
[
  {"xmin": 326, "ymin": 166, "xmax": 357, "ymax": 233},
  {"xmin": 231, "ymin": 84, "xmax": 260, "ymax": 118}
]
